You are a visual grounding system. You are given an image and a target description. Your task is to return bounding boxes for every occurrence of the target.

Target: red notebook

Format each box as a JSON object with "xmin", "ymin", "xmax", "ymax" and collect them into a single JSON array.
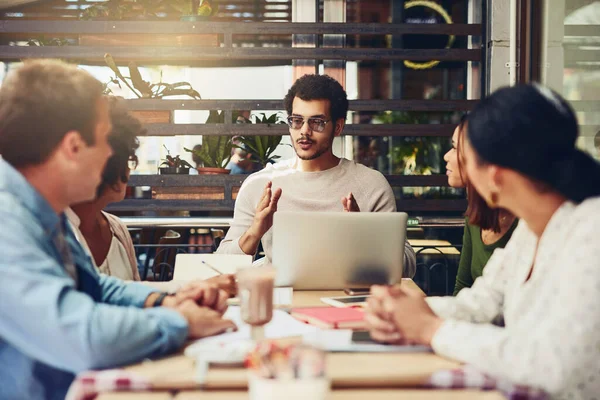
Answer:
[{"xmin": 291, "ymin": 307, "xmax": 366, "ymax": 330}]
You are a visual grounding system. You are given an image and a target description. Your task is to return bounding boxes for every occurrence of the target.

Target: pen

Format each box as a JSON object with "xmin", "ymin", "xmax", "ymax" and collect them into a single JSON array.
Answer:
[{"xmin": 201, "ymin": 260, "xmax": 223, "ymax": 275}]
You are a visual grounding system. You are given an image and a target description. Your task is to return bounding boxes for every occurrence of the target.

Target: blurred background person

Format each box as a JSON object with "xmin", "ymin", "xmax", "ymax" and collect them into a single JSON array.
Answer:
[{"xmin": 443, "ymin": 115, "xmax": 517, "ymax": 295}]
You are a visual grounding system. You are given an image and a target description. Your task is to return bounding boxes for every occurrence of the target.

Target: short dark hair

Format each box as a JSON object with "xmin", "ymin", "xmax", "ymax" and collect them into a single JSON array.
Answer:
[
  {"xmin": 454, "ymin": 114, "xmax": 506, "ymax": 232},
  {"xmin": 0, "ymin": 59, "xmax": 103, "ymax": 168},
  {"xmin": 96, "ymin": 97, "xmax": 142, "ymax": 198},
  {"xmin": 283, "ymin": 74, "xmax": 349, "ymax": 123}
]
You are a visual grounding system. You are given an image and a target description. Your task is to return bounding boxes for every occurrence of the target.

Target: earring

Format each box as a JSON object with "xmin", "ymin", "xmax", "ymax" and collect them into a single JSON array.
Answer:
[{"xmin": 489, "ymin": 191, "xmax": 499, "ymax": 207}]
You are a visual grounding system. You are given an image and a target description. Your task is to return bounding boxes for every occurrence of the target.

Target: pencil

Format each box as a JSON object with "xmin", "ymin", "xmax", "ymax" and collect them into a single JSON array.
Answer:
[{"xmin": 201, "ymin": 260, "xmax": 223, "ymax": 275}]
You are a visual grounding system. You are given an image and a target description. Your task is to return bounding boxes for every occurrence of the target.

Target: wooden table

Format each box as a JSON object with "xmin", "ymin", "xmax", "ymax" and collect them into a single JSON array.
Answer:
[
  {"xmin": 99, "ymin": 389, "xmax": 506, "ymax": 400},
  {"xmin": 97, "ymin": 282, "xmax": 500, "ymax": 399},
  {"xmin": 408, "ymin": 239, "xmax": 460, "ymax": 256}
]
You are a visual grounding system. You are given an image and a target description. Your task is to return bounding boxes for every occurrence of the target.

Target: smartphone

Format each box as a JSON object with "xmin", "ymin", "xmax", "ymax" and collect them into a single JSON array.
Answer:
[
  {"xmin": 320, "ymin": 295, "xmax": 370, "ymax": 307},
  {"xmin": 343, "ymin": 288, "xmax": 370, "ymax": 296},
  {"xmin": 351, "ymin": 330, "xmax": 376, "ymax": 344}
]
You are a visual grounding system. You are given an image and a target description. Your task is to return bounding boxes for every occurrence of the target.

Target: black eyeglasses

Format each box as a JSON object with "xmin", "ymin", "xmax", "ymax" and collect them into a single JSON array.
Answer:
[
  {"xmin": 127, "ymin": 155, "xmax": 138, "ymax": 170},
  {"xmin": 286, "ymin": 116, "xmax": 330, "ymax": 133}
]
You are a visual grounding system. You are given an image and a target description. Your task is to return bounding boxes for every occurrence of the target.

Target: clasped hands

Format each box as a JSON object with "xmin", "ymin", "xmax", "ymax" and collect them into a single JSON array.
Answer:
[
  {"xmin": 365, "ymin": 285, "xmax": 442, "ymax": 346},
  {"xmin": 162, "ymin": 280, "xmax": 237, "ymax": 339}
]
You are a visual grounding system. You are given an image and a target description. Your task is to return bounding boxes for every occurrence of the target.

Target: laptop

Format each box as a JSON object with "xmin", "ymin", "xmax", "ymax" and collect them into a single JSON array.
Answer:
[{"xmin": 271, "ymin": 211, "xmax": 408, "ymax": 290}]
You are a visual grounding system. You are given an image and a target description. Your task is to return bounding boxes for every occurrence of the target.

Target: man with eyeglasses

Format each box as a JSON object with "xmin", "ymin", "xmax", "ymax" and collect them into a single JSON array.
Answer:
[{"xmin": 217, "ymin": 74, "xmax": 416, "ymax": 277}]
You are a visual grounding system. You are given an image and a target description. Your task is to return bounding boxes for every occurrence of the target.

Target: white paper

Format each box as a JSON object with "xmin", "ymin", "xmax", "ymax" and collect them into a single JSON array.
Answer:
[
  {"xmin": 185, "ymin": 306, "xmax": 318, "ymax": 357},
  {"xmin": 173, "ymin": 254, "xmax": 253, "ymax": 280},
  {"xmin": 302, "ymin": 330, "xmax": 432, "ymax": 353},
  {"xmin": 273, "ymin": 287, "xmax": 293, "ymax": 306}
]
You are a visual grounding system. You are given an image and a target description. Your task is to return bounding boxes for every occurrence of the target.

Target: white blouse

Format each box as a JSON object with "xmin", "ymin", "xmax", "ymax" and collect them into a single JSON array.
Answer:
[
  {"xmin": 97, "ymin": 234, "xmax": 134, "ymax": 281},
  {"xmin": 426, "ymin": 197, "xmax": 600, "ymax": 400}
]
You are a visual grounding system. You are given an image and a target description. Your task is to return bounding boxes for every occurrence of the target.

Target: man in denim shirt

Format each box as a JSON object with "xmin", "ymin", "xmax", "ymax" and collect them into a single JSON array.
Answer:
[{"xmin": 0, "ymin": 60, "xmax": 235, "ymax": 400}]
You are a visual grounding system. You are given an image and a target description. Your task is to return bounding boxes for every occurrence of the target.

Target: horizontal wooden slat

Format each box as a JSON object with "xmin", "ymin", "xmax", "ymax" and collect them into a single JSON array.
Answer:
[
  {"xmin": 386, "ymin": 175, "xmax": 450, "ymax": 187},
  {"xmin": 564, "ymin": 25, "xmax": 600, "ymax": 37},
  {"xmin": 580, "ymin": 125, "xmax": 600, "ymax": 137},
  {"xmin": 0, "ymin": 21, "xmax": 482, "ymax": 36},
  {"xmin": 564, "ymin": 49, "xmax": 600, "ymax": 62},
  {"xmin": 563, "ymin": 62, "xmax": 600, "ymax": 69},
  {"xmin": 143, "ymin": 124, "xmax": 455, "ymax": 137},
  {"xmin": 128, "ymin": 174, "xmax": 450, "ymax": 188},
  {"xmin": 129, "ymin": 174, "xmax": 245, "ymax": 188},
  {"xmin": 0, "ymin": 46, "xmax": 481, "ymax": 62},
  {"xmin": 124, "ymin": 99, "xmax": 476, "ymax": 112},
  {"xmin": 104, "ymin": 199, "xmax": 235, "ymax": 212},
  {"xmin": 399, "ymin": 199, "xmax": 467, "ymax": 212},
  {"xmin": 570, "ymin": 101, "xmax": 600, "ymax": 112},
  {"xmin": 105, "ymin": 198, "xmax": 466, "ymax": 212}
]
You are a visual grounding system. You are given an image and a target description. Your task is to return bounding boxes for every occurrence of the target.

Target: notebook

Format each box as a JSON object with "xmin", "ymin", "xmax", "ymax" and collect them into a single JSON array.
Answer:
[{"xmin": 291, "ymin": 307, "xmax": 366, "ymax": 330}]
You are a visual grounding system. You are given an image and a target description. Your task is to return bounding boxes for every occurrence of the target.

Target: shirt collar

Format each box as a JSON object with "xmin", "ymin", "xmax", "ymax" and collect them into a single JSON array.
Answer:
[
  {"xmin": 0, "ymin": 157, "xmax": 61, "ymax": 234},
  {"xmin": 64, "ymin": 207, "xmax": 81, "ymax": 228}
]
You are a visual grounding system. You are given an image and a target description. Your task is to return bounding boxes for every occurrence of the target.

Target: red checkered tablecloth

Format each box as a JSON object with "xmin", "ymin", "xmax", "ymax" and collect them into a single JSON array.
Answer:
[
  {"xmin": 66, "ymin": 365, "xmax": 549, "ymax": 400},
  {"xmin": 427, "ymin": 365, "xmax": 548, "ymax": 400},
  {"xmin": 65, "ymin": 369, "xmax": 151, "ymax": 400}
]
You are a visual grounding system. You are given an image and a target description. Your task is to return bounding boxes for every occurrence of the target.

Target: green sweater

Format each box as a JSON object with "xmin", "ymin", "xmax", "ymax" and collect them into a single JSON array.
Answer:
[{"xmin": 453, "ymin": 217, "xmax": 519, "ymax": 296}]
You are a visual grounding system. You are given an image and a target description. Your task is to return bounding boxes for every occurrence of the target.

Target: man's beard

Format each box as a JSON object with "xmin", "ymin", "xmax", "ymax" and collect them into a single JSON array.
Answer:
[{"xmin": 292, "ymin": 137, "xmax": 333, "ymax": 161}]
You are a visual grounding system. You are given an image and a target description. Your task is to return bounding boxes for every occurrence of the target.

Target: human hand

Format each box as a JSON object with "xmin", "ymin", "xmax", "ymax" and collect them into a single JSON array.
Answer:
[
  {"xmin": 341, "ymin": 192, "xmax": 360, "ymax": 212},
  {"xmin": 365, "ymin": 285, "xmax": 404, "ymax": 344},
  {"xmin": 176, "ymin": 300, "xmax": 237, "ymax": 339},
  {"xmin": 205, "ymin": 274, "xmax": 237, "ymax": 297},
  {"xmin": 250, "ymin": 181, "xmax": 282, "ymax": 237},
  {"xmin": 378, "ymin": 285, "xmax": 442, "ymax": 345},
  {"xmin": 165, "ymin": 281, "xmax": 229, "ymax": 315}
]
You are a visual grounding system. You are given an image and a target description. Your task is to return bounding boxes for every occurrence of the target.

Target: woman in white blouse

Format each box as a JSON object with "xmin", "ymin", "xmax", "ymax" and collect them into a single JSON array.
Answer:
[{"xmin": 365, "ymin": 84, "xmax": 600, "ymax": 400}]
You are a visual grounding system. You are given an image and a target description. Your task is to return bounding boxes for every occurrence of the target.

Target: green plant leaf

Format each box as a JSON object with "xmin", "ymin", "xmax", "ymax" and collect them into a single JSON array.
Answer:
[{"xmin": 128, "ymin": 62, "xmax": 152, "ymax": 97}]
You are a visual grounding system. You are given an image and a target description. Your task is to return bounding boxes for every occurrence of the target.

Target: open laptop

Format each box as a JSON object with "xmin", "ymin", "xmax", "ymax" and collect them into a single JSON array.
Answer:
[{"xmin": 271, "ymin": 211, "xmax": 408, "ymax": 290}]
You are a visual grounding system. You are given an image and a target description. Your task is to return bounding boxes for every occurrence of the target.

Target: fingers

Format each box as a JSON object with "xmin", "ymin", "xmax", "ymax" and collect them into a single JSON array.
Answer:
[
  {"xmin": 364, "ymin": 309, "xmax": 397, "ymax": 334},
  {"xmin": 201, "ymin": 318, "xmax": 238, "ymax": 338},
  {"xmin": 220, "ymin": 274, "xmax": 238, "ymax": 297},
  {"xmin": 215, "ymin": 289, "xmax": 230, "ymax": 315},
  {"xmin": 200, "ymin": 286, "xmax": 219, "ymax": 308},
  {"xmin": 348, "ymin": 192, "xmax": 360, "ymax": 212},
  {"xmin": 270, "ymin": 187, "xmax": 282, "ymax": 209},
  {"xmin": 370, "ymin": 285, "xmax": 392, "ymax": 300},
  {"xmin": 257, "ymin": 181, "xmax": 273, "ymax": 211},
  {"xmin": 341, "ymin": 196, "xmax": 349, "ymax": 212},
  {"xmin": 369, "ymin": 328, "xmax": 403, "ymax": 344}
]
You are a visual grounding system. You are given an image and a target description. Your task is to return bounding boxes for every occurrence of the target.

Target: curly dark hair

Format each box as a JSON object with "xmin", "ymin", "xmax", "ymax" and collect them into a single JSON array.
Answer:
[
  {"xmin": 283, "ymin": 74, "xmax": 349, "ymax": 123},
  {"xmin": 96, "ymin": 96, "xmax": 143, "ymax": 198}
]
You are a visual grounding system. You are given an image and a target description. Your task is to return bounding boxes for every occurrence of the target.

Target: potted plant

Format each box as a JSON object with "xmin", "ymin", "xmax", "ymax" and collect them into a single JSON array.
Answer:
[
  {"xmin": 235, "ymin": 113, "xmax": 286, "ymax": 168},
  {"xmin": 160, "ymin": 146, "xmax": 193, "ymax": 175},
  {"xmin": 103, "ymin": 54, "xmax": 201, "ymax": 124},
  {"xmin": 184, "ymin": 135, "xmax": 234, "ymax": 175},
  {"xmin": 183, "ymin": 109, "xmax": 236, "ymax": 174}
]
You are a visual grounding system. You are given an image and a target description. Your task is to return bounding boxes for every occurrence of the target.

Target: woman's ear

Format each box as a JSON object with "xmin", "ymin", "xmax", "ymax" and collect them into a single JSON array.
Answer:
[{"xmin": 488, "ymin": 164, "xmax": 506, "ymax": 193}]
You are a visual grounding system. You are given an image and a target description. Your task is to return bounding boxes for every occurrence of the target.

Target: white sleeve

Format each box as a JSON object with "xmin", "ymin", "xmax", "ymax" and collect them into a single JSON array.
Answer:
[
  {"xmin": 216, "ymin": 182, "xmax": 256, "ymax": 256},
  {"xmin": 425, "ymin": 246, "xmax": 511, "ymax": 323},
  {"xmin": 429, "ymin": 223, "xmax": 600, "ymax": 396}
]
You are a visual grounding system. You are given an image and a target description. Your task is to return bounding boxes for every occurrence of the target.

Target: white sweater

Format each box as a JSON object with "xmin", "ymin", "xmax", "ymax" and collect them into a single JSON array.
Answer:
[
  {"xmin": 216, "ymin": 158, "xmax": 416, "ymax": 278},
  {"xmin": 426, "ymin": 197, "xmax": 600, "ymax": 400}
]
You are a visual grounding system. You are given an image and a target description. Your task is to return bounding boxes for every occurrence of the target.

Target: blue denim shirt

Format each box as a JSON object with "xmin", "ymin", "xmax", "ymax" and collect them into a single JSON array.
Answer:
[{"xmin": 0, "ymin": 159, "xmax": 189, "ymax": 400}]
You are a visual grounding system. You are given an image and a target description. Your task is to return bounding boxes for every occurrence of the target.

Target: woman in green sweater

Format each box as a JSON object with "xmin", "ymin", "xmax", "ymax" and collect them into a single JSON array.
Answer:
[{"xmin": 444, "ymin": 116, "xmax": 518, "ymax": 295}]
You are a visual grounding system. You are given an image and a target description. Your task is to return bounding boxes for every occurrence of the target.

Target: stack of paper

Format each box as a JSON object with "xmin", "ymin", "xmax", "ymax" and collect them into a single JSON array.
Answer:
[{"xmin": 185, "ymin": 306, "xmax": 318, "ymax": 357}]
